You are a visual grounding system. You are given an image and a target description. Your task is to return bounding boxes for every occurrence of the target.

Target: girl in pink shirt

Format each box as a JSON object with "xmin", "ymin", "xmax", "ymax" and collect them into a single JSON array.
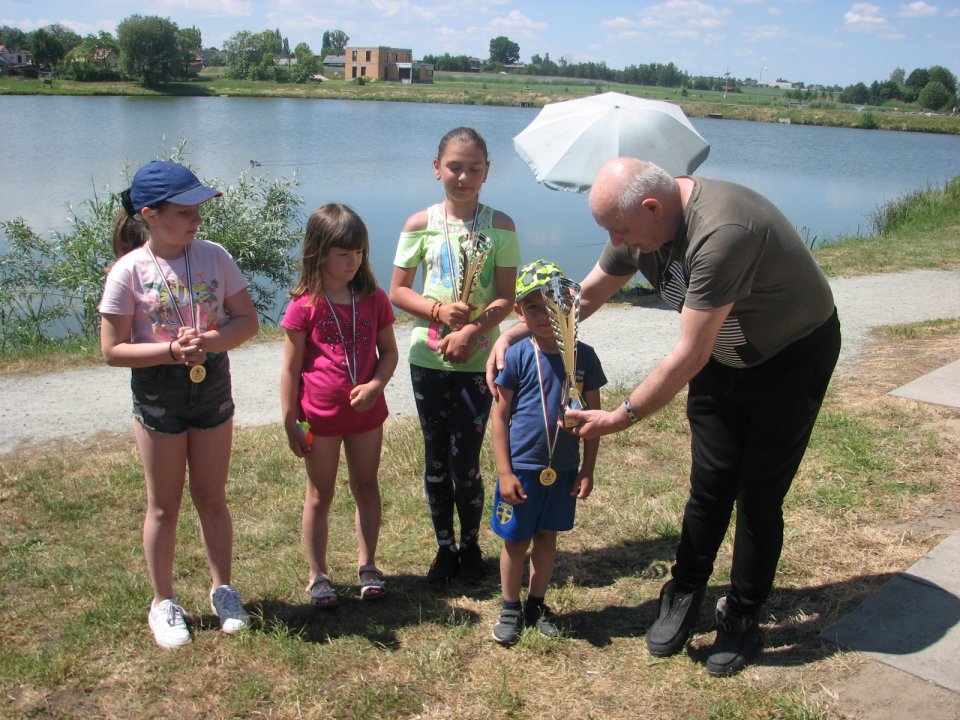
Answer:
[{"xmin": 280, "ymin": 203, "xmax": 398, "ymax": 607}]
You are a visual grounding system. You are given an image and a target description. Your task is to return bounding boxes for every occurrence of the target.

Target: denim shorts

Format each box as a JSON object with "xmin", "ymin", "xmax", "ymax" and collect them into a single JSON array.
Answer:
[{"xmin": 131, "ymin": 352, "xmax": 234, "ymax": 434}]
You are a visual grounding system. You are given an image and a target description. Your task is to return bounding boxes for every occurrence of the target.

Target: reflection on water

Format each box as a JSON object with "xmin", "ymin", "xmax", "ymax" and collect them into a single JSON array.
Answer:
[{"xmin": 3, "ymin": 96, "xmax": 959, "ymax": 315}]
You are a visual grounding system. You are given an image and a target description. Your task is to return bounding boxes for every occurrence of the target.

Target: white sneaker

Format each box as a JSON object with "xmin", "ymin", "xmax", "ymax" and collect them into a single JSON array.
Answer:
[
  {"xmin": 148, "ymin": 598, "xmax": 192, "ymax": 649},
  {"xmin": 210, "ymin": 585, "xmax": 250, "ymax": 634}
]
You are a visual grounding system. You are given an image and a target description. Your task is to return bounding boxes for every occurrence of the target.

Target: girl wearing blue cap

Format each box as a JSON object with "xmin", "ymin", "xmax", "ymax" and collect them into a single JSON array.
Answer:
[{"xmin": 98, "ymin": 161, "xmax": 259, "ymax": 649}]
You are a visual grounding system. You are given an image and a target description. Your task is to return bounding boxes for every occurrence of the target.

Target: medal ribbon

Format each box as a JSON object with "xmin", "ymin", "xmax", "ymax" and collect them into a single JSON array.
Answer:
[
  {"xmin": 323, "ymin": 288, "xmax": 358, "ymax": 386},
  {"xmin": 441, "ymin": 202, "xmax": 481, "ymax": 302},
  {"xmin": 531, "ymin": 339, "xmax": 562, "ymax": 469},
  {"xmin": 146, "ymin": 244, "xmax": 197, "ymax": 332}
]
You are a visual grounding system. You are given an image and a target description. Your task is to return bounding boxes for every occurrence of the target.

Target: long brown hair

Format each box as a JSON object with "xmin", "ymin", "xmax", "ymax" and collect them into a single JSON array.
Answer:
[
  {"xmin": 110, "ymin": 188, "xmax": 152, "ymax": 259},
  {"xmin": 290, "ymin": 203, "xmax": 377, "ymax": 301}
]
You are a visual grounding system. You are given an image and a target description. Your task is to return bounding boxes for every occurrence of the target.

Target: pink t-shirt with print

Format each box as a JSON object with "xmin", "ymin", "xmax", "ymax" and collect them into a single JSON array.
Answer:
[
  {"xmin": 99, "ymin": 238, "xmax": 248, "ymax": 342},
  {"xmin": 280, "ymin": 288, "xmax": 395, "ymax": 436}
]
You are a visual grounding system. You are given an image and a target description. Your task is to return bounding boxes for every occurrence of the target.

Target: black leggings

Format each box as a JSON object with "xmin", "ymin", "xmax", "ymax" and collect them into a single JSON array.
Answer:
[
  {"xmin": 410, "ymin": 365, "xmax": 493, "ymax": 548},
  {"xmin": 673, "ymin": 310, "xmax": 841, "ymax": 612}
]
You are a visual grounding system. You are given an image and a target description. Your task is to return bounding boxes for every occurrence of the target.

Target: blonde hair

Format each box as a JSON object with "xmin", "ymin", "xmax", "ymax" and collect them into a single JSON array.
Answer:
[{"xmin": 290, "ymin": 203, "xmax": 377, "ymax": 301}]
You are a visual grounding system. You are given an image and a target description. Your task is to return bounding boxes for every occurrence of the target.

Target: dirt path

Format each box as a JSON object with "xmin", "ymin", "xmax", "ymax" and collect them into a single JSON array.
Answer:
[{"xmin": 1, "ymin": 268, "xmax": 958, "ymax": 456}]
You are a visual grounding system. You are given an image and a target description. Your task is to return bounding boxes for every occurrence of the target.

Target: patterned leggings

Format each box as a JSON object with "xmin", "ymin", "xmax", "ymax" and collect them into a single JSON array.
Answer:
[{"xmin": 410, "ymin": 365, "xmax": 493, "ymax": 548}]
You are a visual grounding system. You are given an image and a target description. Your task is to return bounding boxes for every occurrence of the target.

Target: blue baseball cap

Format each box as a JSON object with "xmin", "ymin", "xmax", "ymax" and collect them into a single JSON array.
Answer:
[{"xmin": 130, "ymin": 161, "xmax": 222, "ymax": 210}]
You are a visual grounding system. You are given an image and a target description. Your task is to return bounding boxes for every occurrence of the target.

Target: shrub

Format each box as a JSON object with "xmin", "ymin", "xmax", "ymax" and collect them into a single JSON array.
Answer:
[{"xmin": 0, "ymin": 147, "xmax": 303, "ymax": 350}]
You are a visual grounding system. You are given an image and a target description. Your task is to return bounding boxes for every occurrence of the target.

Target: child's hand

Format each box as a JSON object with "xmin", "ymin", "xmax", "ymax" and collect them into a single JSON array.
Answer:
[
  {"xmin": 439, "ymin": 325, "xmax": 478, "ymax": 364},
  {"xmin": 499, "ymin": 473, "xmax": 526, "ymax": 505},
  {"xmin": 572, "ymin": 470, "xmax": 594, "ymax": 500},
  {"xmin": 349, "ymin": 381, "xmax": 382, "ymax": 412},
  {"xmin": 440, "ymin": 301, "xmax": 473, "ymax": 330},
  {"xmin": 284, "ymin": 421, "xmax": 312, "ymax": 457},
  {"xmin": 175, "ymin": 326, "xmax": 205, "ymax": 365}
]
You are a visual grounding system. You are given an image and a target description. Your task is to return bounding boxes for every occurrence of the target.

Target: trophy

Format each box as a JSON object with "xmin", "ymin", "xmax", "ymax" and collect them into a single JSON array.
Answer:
[
  {"xmin": 543, "ymin": 275, "xmax": 589, "ymax": 427},
  {"xmin": 455, "ymin": 231, "xmax": 493, "ymax": 310}
]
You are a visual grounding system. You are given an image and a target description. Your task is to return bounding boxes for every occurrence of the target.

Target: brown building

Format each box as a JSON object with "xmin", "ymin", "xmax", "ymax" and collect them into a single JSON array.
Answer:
[{"xmin": 345, "ymin": 46, "xmax": 433, "ymax": 83}]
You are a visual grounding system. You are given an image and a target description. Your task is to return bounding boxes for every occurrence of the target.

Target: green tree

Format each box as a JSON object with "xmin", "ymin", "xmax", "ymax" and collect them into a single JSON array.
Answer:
[
  {"xmin": 841, "ymin": 82, "xmax": 870, "ymax": 105},
  {"xmin": 30, "ymin": 28, "xmax": 65, "ymax": 70},
  {"xmin": 178, "ymin": 25, "xmax": 202, "ymax": 76},
  {"xmin": 918, "ymin": 80, "xmax": 950, "ymax": 111},
  {"xmin": 927, "ymin": 65, "xmax": 958, "ymax": 94},
  {"xmin": 489, "ymin": 36, "xmax": 520, "ymax": 64},
  {"xmin": 222, "ymin": 29, "xmax": 283, "ymax": 79},
  {"xmin": 0, "ymin": 26, "xmax": 30, "ymax": 50},
  {"xmin": 117, "ymin": 15, "xmax": 184, "ymax": 86},
  {"xmin": 889, "ymin": 67, "xmax": 905, "ymax": 85},
  {"xmin": 64, "ymin": 31, "xmax": 121, "ymax": 81},
  {"xmin": 905, "ymin": 67, "xmax": 930, "ymax": 90},
  {"xmin": 326, "ymin": 30, "xmax": 349, "ymax": 55}
]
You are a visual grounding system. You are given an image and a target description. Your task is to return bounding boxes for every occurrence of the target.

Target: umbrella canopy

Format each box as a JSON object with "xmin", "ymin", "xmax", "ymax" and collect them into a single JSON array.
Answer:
[{"xmin": 513, "ymin": 92, "xmax": 710, "ymax": 193}]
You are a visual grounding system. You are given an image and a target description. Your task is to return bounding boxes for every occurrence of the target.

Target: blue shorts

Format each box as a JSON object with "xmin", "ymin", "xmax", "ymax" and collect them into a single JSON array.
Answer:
[
  {"xmin": 131, "ymin": 352, "xmax": 234, "ymax": 434},
  {"xmin": 491, "ymin": 467, "xmax": 578, "ymax": 542}
]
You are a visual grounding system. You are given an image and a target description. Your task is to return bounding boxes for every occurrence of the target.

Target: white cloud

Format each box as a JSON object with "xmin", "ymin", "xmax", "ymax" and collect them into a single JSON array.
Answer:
[
  {"xmin": 156, "ymin": 0, "xmax": 253, "ymax": 17},
  {"xmin": 489, "ymin": 10, "xmax": 547, "ymax": 31},
  {"xmin": 741, "ymin": 24, "xmax": 791, "ymax": 41},
  {"xmin": 601, "ymin": 16, "xmax": 636, "ymax": 28},
  {"xmin": 843, "ymin": 3, "xmax": 888, "ymax": 32},
  {"xmin": 638, "ymin": 0, "xmax": 732, "ymax": 30},
  {"xmin": 899, "ymin": 1, "xmax": 938, "ymax": 18},
  {"xmin": 369, "ymin": 0, "xmax": 436, "ymax": 21}
]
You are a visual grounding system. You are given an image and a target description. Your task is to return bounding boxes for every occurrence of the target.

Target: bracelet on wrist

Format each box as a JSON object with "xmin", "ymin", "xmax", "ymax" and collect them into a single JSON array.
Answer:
[
  {"xmin": 623, "ymin": 397, "xmax": 639, "ymax": 424},
  {"xmin": 168, "ymin": 340, "xmax": 177, "ymax": 361}
]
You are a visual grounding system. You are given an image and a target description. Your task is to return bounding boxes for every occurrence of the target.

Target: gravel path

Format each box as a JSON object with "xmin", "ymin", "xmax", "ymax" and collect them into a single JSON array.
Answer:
[{"xmin": 2, "ymin": 268, "xmax": 958, "ymax": 455}]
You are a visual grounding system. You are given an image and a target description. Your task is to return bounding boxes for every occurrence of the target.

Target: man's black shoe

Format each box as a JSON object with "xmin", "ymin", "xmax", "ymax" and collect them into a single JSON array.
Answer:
[
  {"xmin": 646, "ymin": 580, "xmax": 706, "ymax": 657},
  {"xmin": 705, "ymin": 596, "xmax": 762, "ymax": 677},
  {"xmin": 427, "ymin": 545, "xmax": 459, "ymax": 584}
]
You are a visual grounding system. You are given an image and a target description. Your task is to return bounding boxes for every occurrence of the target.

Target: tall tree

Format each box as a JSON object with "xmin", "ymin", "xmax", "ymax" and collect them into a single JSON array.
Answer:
[
  {"xmin": 918, "ymin": 81, "xmax": 950, "ymax": 110},
  {"xmin": 488, "ymin": 36, "xmax": 519, "ymax": 64},
  {"xmin": 178, "ymin": 26, "xmax": 202, "ymax": 75},
  {"xmin": 222, "ymin": 29, "xmax": 282, "ymax": 80},
  {"xmin": 0, "ymin": 25, "xmax": 30, "ymax": 50},
  {"xmin": 889, "ymin": 67, "xmax": 905, "ymax": 85},
  {"xmin": 30, "ymin": 28, "xmax": 65, "ymax": 70},
  {"xmin": 927, "ymin": 65, "xmax": 958, "ymax": 94},
  {"xmin": 117, "ymin": 15, "xmax": 184, "ymax": 87},
  {"xmin": 326, "ymin": 30, "xmax": 348, "ymax": 55}
]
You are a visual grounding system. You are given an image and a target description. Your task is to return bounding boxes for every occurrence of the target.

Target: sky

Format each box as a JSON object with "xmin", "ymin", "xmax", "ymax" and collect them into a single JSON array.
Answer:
[{"xmin": 3, "ymin": 0, "xmax": 959, "ymax": 88}]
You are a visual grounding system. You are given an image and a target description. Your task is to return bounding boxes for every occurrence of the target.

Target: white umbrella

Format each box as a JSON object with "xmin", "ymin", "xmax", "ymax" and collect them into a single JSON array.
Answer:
[{"xmin": 513, "ymin": 92, "xmax": 710, "ymax": 193}]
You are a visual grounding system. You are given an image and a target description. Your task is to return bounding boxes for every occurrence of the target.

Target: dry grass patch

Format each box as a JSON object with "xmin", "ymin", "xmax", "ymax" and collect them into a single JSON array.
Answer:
[{"xmin": 2, "ymin": 321, "xmax": 958, "ymax": 719}]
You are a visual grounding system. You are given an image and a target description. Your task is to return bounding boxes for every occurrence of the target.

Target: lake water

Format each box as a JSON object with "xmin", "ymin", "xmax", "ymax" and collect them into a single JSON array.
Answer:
[{"xmin": 3, "ymin": 95, "xmax": 960, "ymax": 317}]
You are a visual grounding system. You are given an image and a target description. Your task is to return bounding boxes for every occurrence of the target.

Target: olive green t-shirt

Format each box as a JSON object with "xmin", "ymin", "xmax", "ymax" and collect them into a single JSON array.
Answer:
[{"xmin": 600, "ymin": 178, "xmax": 835, "ymax": 368}]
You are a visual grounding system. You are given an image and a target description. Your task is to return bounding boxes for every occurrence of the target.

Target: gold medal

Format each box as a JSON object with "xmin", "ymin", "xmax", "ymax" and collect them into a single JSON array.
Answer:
[
  {"xmin": 189, "ymin": 364, "xmax": 207, "ymax": 383},
  {"xmin": 539, "ymin": 467, "xmax": 557, "ymax": 487}
]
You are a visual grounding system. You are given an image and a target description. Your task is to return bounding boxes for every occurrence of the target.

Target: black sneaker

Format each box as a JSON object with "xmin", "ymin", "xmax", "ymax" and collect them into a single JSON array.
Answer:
[
  {"xmin": 646, "ymin": 579, "xmax": 706, "ymax": 657},
  {"xmin": 427, "ymin": 545, "xmax": 459, "ymax": 584},
  {"xmin": 524, "ymin": 602, "xmax": 560, "ymax": 638},
  {"xmin": 493, "ymin": 607, "xmax": 524, "ymax": 645},
  {"xmin": 706, "ymin": 596, "xmax": 762, "ymax": 677},
  {"xmin": 458, "ymin": 542, "xmax": 487, "ymax": 583}
]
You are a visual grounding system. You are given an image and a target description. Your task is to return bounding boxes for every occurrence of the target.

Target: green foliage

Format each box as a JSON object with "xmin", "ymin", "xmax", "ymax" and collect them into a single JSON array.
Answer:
[
  {"xmin": 489, "ymin": 35, "xmax": 520, "ymax": 65},
  {"xmin": 222, "ymin": 29, "xmax": 283, "ymax": 80},
  {"xmin": 858, "ymin": 111, "xmax": 878, "ymax": 129},
  {"xmin": 198, "ymin": 169, "xmax": 303, "ymax": 320},
  {"xmin": 117, "ymin": 15, "xmax": 185, "ymax": 87},
  {"xmin": 325, "ymin": 30, "xmax": 349, "ymax": 56},
  {"xmin": 869, "ymin": 175, "xmax": 960, "ymax": 235},
  {"xmin": 918, "ymin": 80, "xmax": 950, "ymax": 111},
  {"xmin": 0, "ymin": 149, "xmax": 303, "ymax": 349}
]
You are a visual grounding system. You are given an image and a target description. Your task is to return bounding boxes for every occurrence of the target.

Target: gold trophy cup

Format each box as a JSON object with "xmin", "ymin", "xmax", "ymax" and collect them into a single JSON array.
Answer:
[
  {"xmin": 543, "ymin": 275, "xmax": 588, "ymax": 427},
  {"xmin": 455, "ymin": 231, "xmax": 493, "ymax": 311}
]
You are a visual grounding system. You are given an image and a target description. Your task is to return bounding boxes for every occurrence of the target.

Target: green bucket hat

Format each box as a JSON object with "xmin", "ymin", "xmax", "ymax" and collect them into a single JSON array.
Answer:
[{"xmin": 515, "ymin": 258, "xmax": 565, "ymax": 301}]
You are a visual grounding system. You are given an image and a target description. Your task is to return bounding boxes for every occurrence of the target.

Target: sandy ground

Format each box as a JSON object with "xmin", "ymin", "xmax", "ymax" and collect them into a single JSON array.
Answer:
[{"xmin": 1, "ymin": 267, "xmax": 959, "ymax": 456}]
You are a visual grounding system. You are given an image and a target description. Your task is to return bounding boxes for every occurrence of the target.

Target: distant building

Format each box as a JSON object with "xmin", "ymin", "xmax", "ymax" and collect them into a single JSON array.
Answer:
[
  {"xmin": 344, "ymin": 46, "xmax": 433, "ymax": 83},
  {"xmin": 0, "ymin": 45, "xmax": 32, "ymax": 75}
]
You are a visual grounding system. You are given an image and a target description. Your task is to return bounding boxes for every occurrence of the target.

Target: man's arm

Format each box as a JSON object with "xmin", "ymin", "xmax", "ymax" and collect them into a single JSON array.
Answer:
[
  {"xmin": 484, "ymin": 260, "xmax": 630, "ymax": 395},
  {"xmin": 565, "ymin": 302, "xmax": 733, "ymax": 439}
]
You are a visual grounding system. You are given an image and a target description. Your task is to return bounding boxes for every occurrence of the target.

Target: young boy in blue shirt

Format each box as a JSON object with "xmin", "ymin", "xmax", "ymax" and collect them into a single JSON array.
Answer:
[{"xmin": 490, "ymin": 259, "xmax": 606, "ymax": 645}]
